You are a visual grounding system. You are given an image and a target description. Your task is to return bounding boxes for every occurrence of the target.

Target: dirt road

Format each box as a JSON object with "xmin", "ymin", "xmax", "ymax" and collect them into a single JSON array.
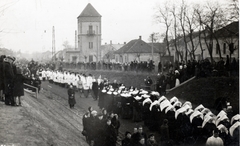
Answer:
[{"xmin": 0, "ymin": 87, "xmax": 89, "ymax": 146}]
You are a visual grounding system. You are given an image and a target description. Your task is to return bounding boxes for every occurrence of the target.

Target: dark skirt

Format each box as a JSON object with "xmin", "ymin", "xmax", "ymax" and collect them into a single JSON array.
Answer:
[{"xmin": 68, "ymin": 96, "xmax": 76, "ymax": 105}]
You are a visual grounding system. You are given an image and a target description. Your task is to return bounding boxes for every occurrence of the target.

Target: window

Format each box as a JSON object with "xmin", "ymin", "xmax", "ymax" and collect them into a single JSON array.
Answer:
[
  {"xmin": 216, "ymin": 43, "xmax": 220, "ymax": 54},
  {"xmin": 89, "ymin": 42, "xmax": 93, "ymax": 49},
  {"xmin": 223, "ymin": 43, "xmax": 226, "ymax": 54},
  {"xmin": 89, "ymin": 25, "xmax": 93, "ymax": 32}
]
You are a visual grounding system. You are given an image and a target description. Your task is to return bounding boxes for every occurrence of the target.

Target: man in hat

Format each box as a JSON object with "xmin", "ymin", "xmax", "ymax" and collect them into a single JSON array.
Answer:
[
  {"xmin": 3, "ymin": 56, "xmax": 16, "ymax": 105},
  {"xmin": 67, "ymin": 84, "xmax": 76, "ymax": 108}
]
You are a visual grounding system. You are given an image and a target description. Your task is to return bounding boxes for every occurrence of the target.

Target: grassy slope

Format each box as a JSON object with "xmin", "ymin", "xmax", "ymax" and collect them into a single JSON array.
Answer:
[
  {"xmin": 166, "ymin": 77, "xmax": 239, "ymax": 115},
  {"xmin": 68, "ymin": 69, "xmax": 159, "ymax": 88},
  {"xmin": 67, "ymin": 69, "xmax": 239, "ymax": 115}
]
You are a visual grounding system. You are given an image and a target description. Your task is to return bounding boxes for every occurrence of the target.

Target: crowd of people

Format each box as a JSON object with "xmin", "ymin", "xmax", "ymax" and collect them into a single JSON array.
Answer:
[
  {"xmin": 0, "ymin": 55, "xmax": 42, "ymax": 106},
  {"xmin": 61, "ymin": 60, "xmax": 156, "ymax": 72},
  {"xmin": 1, "ymin": 54, "xmax": 239, "ymax": 146},
  {"xmin": 42, "ymin": 67, "xmax": 239, "ymax": 146},
  {"xmin": 82, "ymin": 106, "xmax": 120, "ymax": 146}
]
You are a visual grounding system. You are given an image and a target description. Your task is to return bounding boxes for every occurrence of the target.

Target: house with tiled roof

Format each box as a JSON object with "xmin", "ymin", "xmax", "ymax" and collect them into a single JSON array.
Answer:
[
  {"xmin": 77, "ymin": 3, "xmax": 102, "ymax": 62},
  {"xmin": 101, "ymin": 41, "xmax": 125, "ymax": 62},
  {"xmin": 114, "ymin": 36, "xmax": 164, "ymax": 64}
]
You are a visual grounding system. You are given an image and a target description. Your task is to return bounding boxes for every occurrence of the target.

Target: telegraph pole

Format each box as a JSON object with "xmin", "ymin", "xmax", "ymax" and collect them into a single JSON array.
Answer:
[
  {"xmin": 52, "ymin": 26, "xmax": 56, "ymax": 62},
  {"xmin": 151, "ymin": 33, "xmax": 154, "ymax": 60}
]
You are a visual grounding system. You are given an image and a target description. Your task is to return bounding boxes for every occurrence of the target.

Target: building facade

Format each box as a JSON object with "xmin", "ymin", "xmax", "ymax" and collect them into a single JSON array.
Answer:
[
  {"xmin": 77, "ymin": 3, "xmax": 101, "ymax": 63},
  {"xmin": 114, "ymin": 36, "xmax": 164, "ymax": 65},
  {"xmin": 167, "ymin": 21, "xmax": 239, "ymax": 62}
]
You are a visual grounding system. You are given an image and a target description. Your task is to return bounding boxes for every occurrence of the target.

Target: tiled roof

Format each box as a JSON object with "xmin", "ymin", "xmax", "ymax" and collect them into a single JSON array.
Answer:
[
  {"xmin": 147, "ymin": 42, "xmax": 166, "ymax": 53},
  {"xmin": 78, "ymin": 3, "xmax": 101, "ymax": 17},
  {"xmin": 115, "ymin": 39, "xmax": 162, "ymax": 54},
  {"xmin": 214, "ymin": 21, "xmax": 239, "ymax": 38}
]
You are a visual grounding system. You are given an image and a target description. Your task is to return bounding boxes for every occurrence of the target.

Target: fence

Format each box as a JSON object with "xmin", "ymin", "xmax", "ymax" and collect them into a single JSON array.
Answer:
[{"xmin": 24, "ymin": 83, "xmax": 38, "ymax": 98}]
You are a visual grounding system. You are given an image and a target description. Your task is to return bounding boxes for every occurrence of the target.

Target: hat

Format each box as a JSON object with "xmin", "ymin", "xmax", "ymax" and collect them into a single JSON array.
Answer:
[
  {"xmin": 149, "ymin": 100, "xmax": 160, "ymax": 111},
  {"xmin": 175, "ymin": 105, "xmax": 191, "ymax": 119},
  {"xmin": 201, "ymin": 108, "xmax": 211, "ymax": 115},
  {"xmin": 170, "ymin": 96, "xmax": 178, "ymax": 104},
  {"xmin": 205, "ymin": 112, "xmax": 215, "ymax": 119},
  {"xmin": 151, "ymin": 91, "xmax": 160, "ymax": 96},
  {"xmin": 7, "ymin": 56, "xmax": 15, "ymax": 61},
  {"xmin": 216, "ymin": 110, "xmax": 227, "ymax": 120},
  {"xmin": 173, "ymin": 101, "xmax": 182, "ymax": 108},
  {"xmin": 134, "ymin": 95, "xmax": 142, "ymax": 101},
  {"xmin": 217, "ymin": 124, "xmax": 228, "ymax": 134},
  {"xmin": 143, "ymin": 98, "xmax": 152, "ymax": 106},
  {"xmin": 182, "ymin": 101, "xmax": 192, "ymax": 109},
  {"xmin": 158, "ymin": 96, "xmax": 167, "ymax": 103},
  {"xmin": 216, "ymin": 114, "xmax": 229, "ymax": 126},
  {"xmin": 165, "ymin": 105, "xmax": 175, "ymax": 114},
  {"xmin": 91, "ymin": 110, "xmax": 97, "ymax": 115},
  {"xmin": 141, "ymin": 94, "xmax": 150, "ymax": 98},
  {"xmin": 107, "ymin": 91, "xmax": 112, "ymax": 95},
  {"xmin": 185, "ymin": 109, "xmax": 194, "ymax": 116},
  {"xmin": 229, "ymin": 121, "xmax": 240, "ymax": 137},
  {"xmin": 139, "ymin": 90, "xmax": 148, "ymax": 94},
  {"xmin": 202, "ymin": 114, "xmax": 216, "ymax": 128},
  {"xmin": 121, "ymin": 93, "xmax": 131, "ymax": 98},
  {"xmin": 231, "ymin": 114, "xmax": 240, "ymax": 125},
  {"xmin": 102, "ymin": 89, "xmax": 107, "ymax": 93},
  {"xmin": 160, "ymin": 100, "xmax": 171, "ymax": 112},
  {"xmin": 190, "ymin": 110, "xmax": 203, "ymax": 123},
  {"xmin": 113, "ymin": 91, "xmax": 118, "ymax": 95},
  {"xmin": 194, "ymin": 104, "xmax": 205, "ymax": 112}
]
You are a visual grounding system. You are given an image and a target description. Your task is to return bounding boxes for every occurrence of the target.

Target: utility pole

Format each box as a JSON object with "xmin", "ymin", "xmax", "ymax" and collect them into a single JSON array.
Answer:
[
  {"xmin": 151, "ymin": 33, "xmax": 154, "ymax": 61},
  {"xmin": 52, "ymin": 26, "xmax": 55, "ymax": 62},
  {"xmin": 75, "ymin": 30, "xmax": 77, "ymax": 50}
]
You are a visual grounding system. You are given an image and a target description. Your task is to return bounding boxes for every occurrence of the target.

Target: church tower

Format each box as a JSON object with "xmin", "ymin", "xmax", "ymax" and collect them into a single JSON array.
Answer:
[{"xmin": 77, "ymin": 3, "xmax": 101, "ymax": 62}]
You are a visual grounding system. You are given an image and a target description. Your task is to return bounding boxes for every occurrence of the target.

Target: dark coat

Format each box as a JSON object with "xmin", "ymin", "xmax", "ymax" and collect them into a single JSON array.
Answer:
[
  {"xmin": 68, "ymin": 88, "xmax": 76, "ymax": 106},
  {"xmin": 104, "ymin": 124, "xmax": 117, "ymax": 146},
  {"xmin": 92, "ymin": 81, "xmax": 98, "ymax": 98},
  {"xmin": 160, "ymin": 124, "xmax": 169, "ymax": 141},
  {"xmin": 94, "ymin": 118, "xmax": 105, "ymax": 146},
  {"xmin": 13, "ymin": 74, "xmax": 25, "ymax": 97},
  {"xmin": 3, "ymin": 61, "xmax": 15, "ymax": 94},
  {"xmin": 0, "ymin": 60, "xmax": 4, "ymax": 90},
  {"xmin": 121, "ymin": 137, "xmax": 132, "ymax": 146}
]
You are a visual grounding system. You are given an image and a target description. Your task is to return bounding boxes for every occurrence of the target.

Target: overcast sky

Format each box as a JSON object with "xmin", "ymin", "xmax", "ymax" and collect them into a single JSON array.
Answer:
[{"xmin": 0, "ymin": 0, "xmax": 228, "ymax": 53}]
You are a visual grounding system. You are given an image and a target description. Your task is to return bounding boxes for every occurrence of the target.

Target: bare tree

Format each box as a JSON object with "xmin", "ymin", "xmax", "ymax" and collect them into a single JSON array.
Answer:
[
  {"xmin": 170, "ymin": 3, "xmax": 183, "ymax": 61},
  {"xmin": 62, "ymin": 40, "xmax": 71, "ymax": 49},
  {"xmin": 185, "ymin": 6, "xmax": 199, "ymax": 60},
  {"xmin": 148, "ymin": 32, "xmax": 160, "ymax": 43},
  {"xmin": 227, "ymin": 0, "xmax": 239, "ymax": 21},
  {"xmin": 194, "ymin": 5, "xmax": 205, "ymax": 60},
  {"xmin": 155, "ymin": 1, "xmax": 172, "ymax": 56},
  {"xmin": 177, "ymin": 0, "xmax": 189, "ymax": 62}
]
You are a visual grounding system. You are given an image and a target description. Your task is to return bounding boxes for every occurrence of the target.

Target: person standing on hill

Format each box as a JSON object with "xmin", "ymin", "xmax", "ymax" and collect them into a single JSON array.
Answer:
[
  {"xmin": 3, "ymin": 56, "xmax": 16, "ymax": 106},
  {"xmin": 67, "ymin": 84, "xmax": 76, "ymax": 108},
  {"xmin": 13, "ymin": 67, "xmax": 25, "ymax": 106},
  {"xmin": 103, "ymin": 118, "xmax": 117, "ymax": 146},
  {"xmin": 0, "ymin": 55, "xmax": 6, "ymax": 102},
  {"xmin": 92, "ymin": 76, "xmax": 98, "ymax": 101},
  {"xmin": 159, "ymin": 119, "xmax": 170, "ymax": 146}
]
